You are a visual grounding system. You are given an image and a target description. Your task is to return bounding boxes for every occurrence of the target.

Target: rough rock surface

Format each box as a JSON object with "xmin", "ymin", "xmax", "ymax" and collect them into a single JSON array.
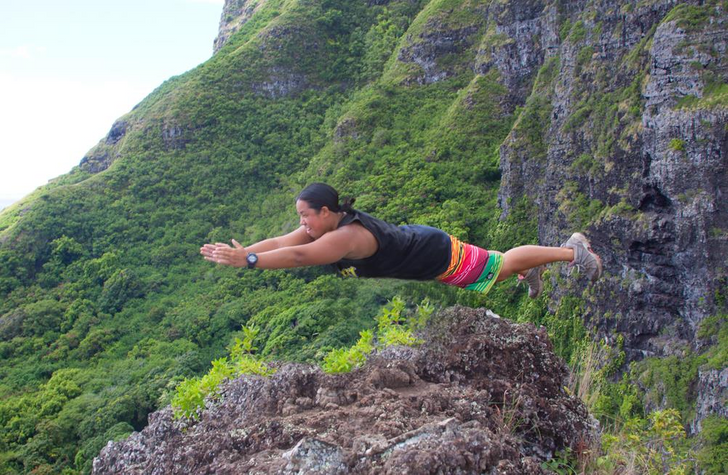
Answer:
[
  {"xmin": 93, "ymin": 307, "xmax": 596, "ymax": 474},
  {"xmin": 496, "ymin": 1, "xmax": 727, "ymax": 360},
  {"xmin": 79, "ymin": 119, "xmax": 128, "ymax": 173},
  {"xmin": 214, "ymin": 0, "xmax": 270, "ymax": 53},
  {"xmin": 692, "ymin": 367, "xmax": 728, "ymax": 433},
  {"xmin": 482, "ymin": 0, "xmax": 728, "ymax": 432},
  {"xmin": 398, "ymin": 20, "xmax": 481, "ymax": 85},
  {"xmin": 77, "ymin": 0, "xmax": 724, "ymax": 443}
]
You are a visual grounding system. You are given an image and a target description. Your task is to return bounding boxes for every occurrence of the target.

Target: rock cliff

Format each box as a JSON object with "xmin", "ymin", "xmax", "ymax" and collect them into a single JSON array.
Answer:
[
  {"xmin": 497, "ymin": 1, "xmax": 728, "ymax": 361},
  {"xmin": 94, "ymin": 0, "xmax": 726, "ymax": 442},
  {"xmin": 93, "ymin": 307, "xmax": 596, "ymax": 474},
  {"xmin": 214, "ymin": 0, "xmax": 272, "ymax": 53}
]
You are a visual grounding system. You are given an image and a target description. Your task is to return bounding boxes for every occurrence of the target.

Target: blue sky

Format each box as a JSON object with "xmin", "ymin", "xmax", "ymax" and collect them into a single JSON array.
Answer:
[{"xmin": 0, "ymin": 0, "xmax": 224, "ymax": 208}]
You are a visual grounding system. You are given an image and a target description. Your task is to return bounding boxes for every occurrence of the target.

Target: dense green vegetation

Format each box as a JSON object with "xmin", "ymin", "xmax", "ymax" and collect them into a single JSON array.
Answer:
[
  {"xmin": 172, "ymin": 324, "xmax": 276, "ymax": 420},
  {"xmin": 0, "ymin": 0, "xmax": 724, "ymax": 474},
  {"xmin": 0, "ymin": 2, "xmax": 497, "ymax": 472},
  {"xmin": 171, "ymin": 296, "xmax": 429, "ymax": 419}
]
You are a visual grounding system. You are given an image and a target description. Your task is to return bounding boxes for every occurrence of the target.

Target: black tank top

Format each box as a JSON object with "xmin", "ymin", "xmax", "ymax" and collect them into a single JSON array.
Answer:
[{"xmin": 333, "ymin": 210, "xmax": 451, "ymax": 280}]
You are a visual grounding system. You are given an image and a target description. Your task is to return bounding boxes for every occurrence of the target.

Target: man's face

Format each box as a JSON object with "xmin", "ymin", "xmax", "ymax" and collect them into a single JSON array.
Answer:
[{"xmin": 296, "ymin": 200, "xmax": 329, "ymax": 239}]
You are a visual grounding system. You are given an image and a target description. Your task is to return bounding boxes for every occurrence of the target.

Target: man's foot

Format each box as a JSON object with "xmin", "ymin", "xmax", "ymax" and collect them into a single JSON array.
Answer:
[
  {"xmin": 518, "ymin": 265, "xmax": 546, "ymax": 299},
  {"xmin": 561, "ymin": 232, "xmax": 603, "ymax": 282}
]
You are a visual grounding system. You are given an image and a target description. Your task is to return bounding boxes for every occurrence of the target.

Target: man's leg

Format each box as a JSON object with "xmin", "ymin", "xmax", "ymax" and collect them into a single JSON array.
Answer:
[{"xmin": 496, "ymin": 246, "xmax": 574, "ymax": 282}]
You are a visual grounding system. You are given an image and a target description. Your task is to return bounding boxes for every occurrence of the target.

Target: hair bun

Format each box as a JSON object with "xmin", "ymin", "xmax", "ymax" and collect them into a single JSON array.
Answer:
[{"xmin": 341, "ymin": 197, "xmax": 356, "ymax": 212}]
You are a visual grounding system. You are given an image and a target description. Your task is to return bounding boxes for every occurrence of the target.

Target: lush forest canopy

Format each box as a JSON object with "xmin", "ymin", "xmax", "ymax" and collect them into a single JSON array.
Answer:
[{"xmin": 0, "ymin": 0, "xmax": 725, "ymax": 473}]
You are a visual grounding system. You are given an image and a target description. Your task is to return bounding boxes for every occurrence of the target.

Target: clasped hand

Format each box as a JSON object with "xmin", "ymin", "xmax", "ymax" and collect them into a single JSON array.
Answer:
[{"xmin": 200, "ymin": 240, "xmax": 248, "ymax": 267}]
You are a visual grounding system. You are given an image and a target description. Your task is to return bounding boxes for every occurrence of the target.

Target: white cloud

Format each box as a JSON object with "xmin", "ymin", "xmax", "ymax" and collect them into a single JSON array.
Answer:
[{"xmin": 0, "ymin": 73, "xmax": 152, "ymax": 201}]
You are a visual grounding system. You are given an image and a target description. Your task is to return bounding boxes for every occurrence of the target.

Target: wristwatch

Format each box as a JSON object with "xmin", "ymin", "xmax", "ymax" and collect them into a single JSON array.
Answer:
[{"xmin": 246, "ymin": 252, "xmax": 258, "ymax": 269}]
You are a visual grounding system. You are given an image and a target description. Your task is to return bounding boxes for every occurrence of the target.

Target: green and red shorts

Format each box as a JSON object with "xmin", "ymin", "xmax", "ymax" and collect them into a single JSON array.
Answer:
[{"xmin": 436, "ymin": 236, "xmax": 503, "ymax": 294}]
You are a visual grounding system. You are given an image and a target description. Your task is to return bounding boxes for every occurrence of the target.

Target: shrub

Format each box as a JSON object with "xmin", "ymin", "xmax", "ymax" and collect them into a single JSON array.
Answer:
[
  {"xmin": 321, "ymin": 330, "xmax": 374, "ymax": 373},
  {"xmin": 99, "ymin": 269, "xmax": 144, "ymax": 313},
  {"xmin": 596, "ymin": 409, "xmax": 694, "ymax": 474},
  {"xmin": 321, "ymin": 296, "xmax": 431, "ymax": 374},
  {"xmin": 669, "ymin": 138, "xmax": 686, "ymax": 152},
  {"xmin": 374, "ymin": 296, "xmax": 424, "ymax": 347},
  {"xmin": 172, "ymin": 325, "xmax": 275, "ymax": 420},
  {"xmin": 697, "ymin": 415, "xmax": 728, "ymax": 474}
]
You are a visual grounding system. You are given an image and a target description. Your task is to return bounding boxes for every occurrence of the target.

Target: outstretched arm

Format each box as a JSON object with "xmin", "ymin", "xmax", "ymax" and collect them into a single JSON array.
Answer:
[
  {"xmin": 202, "ymin": 227, "xmax": 354, "ymax": 269},
  {"xmin": 200, "ymin": 226, "xmax": 312, "ymax": 261},
  {"xmin": 246, "ymin": 226, "xmax": 314, "ymax": 253}
]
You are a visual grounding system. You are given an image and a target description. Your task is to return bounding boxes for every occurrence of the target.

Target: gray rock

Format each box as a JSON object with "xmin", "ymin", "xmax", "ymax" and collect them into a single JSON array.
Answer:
[
  {"xmin": 398, "ymin": 20, "xmax": 480, "ymax": 85},
  {"xmin": 80, "ymin": 119, "xmax": 130, "ymax": 173},
  {"xmin": 499, "ymin": 0, "xmax": 727, "ymax": 359},
  {"xmin": 282, "ymin": 437, "xmax": 346, "ymax": 475},
  {"xmin": 214, "ymin": 0, "xmax": 268, "ymax": 54},
  {"xmin": 105, "ymin": 120, "xmax": 128, "ymax": 145},
  {"xmin": 79, "ymin": 145, "xmax": 114, "ymax": 174},
  {"xmin": 161, "ymin": 123, "xmax": 187, "ymax": 150},
  {"xmin": 92, "ymin": 306, "xmax": 596, "ymax": 474},
  {"xmin": 692, "ymin": 367, "xmax": 728, "ymax": 434}
]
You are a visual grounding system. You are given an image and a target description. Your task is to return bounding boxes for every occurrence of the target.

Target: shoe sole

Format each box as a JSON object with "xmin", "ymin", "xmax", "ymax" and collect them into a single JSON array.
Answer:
[
  {"xmin": 569, "ymin": 233, "xmax": 603, "ymax": 282},
  {"xmin": 530, "ymin": 266, "xmax": 546, "ymax": 298},
  {"xmin": 519, "ymin": 265, "xmax": 546, "ymax": 298}
]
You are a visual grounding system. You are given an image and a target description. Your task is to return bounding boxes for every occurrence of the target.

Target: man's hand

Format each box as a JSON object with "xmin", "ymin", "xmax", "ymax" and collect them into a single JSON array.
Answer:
[{"xmin": 200, "ymin": 239, "xmax": 248, "ymax": 267}]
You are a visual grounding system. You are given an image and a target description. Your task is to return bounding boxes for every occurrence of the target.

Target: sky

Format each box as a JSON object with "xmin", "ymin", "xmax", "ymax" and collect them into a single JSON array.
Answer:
[{"xmin": 0, "ymin": 0, "xmax": 225, "ymax": 209}]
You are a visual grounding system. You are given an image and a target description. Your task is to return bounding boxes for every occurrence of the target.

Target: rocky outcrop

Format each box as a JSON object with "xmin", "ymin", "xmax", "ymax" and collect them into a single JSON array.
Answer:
[
  {"xmin": 398, "ymin": 21, "xmax": 481, "ymax": 85},
  {"xmin": 80, "ymin": 143, "xmax": 116, "ymax": 174},
  {"xmin": 79, "ymin": 119, "xmax": 132, "ymax": 173},
  {"xmin": 80, "ymin": 116, "xmax": 189, "ymax": 173},
  {"xmin": 93, "ymin": 306, "xmax": 596, "ymax": 474},
  {"xmin": 692, "ymin": 367, "xmax": 728, "ymax": 433},
  {"xmin": 475, "ymin": 0, "xmax": 555, "ymax": 108},
  {"xmin": 160, "ymin": 122, "xmax": 188, "ymax": 150},
  {"xmin": 105, "ymin": 119, "xmax": 128, "ymax": 145},
  {"xmin": 333, "ymin": 117, "xmax": 360, "ymax": 143},
  {"xmin": 250, "ymin": 65, "xmax": 311, "ymax": 99},
  {"xmin": 214, "ymin": 0, "xmax": 270, "ymax": 53}
]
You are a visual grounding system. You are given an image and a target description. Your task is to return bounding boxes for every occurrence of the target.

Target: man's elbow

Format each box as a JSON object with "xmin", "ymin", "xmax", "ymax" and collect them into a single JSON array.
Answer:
[{"xmin": 291, "ymin": 248, "xmax": 310, "ymax": 267}]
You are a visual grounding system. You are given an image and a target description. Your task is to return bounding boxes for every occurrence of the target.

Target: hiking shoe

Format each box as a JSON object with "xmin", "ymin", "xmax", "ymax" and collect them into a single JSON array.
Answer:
[
  {"xmin": 561, "ymin": 232, "xmax": 603, "ymax": 282},
  {"xmin": 518, "ymin": 265, "xmax": 546, "ymax": 299}
]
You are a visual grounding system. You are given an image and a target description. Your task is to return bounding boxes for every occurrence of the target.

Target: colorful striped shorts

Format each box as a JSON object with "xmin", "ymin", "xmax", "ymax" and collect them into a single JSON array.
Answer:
[{"xmin": 436, "ymin": 235, "xmax": 503, "ymax": 294}]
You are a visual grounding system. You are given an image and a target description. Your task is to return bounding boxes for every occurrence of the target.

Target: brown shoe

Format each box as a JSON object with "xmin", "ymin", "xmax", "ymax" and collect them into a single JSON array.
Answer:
[
  {"xmin": 518, "ymin": 265, "xmax": 546, "ymax": 298},
  {"xmin": 561, "ymin": 233, "xmax": 603, "ymax": 282}
]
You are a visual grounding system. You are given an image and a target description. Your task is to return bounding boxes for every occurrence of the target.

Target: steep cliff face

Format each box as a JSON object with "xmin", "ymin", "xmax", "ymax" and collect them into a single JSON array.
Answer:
[
  {"xmin": 92, "ymin": 307, "xmax": 596, "ymax": 474},
  {"xmin": 214, "ymin": 0, "xmax": 272, "ymax": 53},
  {"xmin": 67, "ymin": 3, "xmax": 728, "ymax": 363},
  {"xmin": 498, "ymin": 0, "xmax": 728, "ymax": 366}
]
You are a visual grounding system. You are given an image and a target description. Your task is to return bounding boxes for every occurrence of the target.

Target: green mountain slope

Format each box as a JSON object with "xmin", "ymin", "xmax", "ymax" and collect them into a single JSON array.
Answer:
[
  {"xmin": 1, "ymin": 0, "xmax": 726, "ymax": 473},
  {"xmin": 0, "ymin": 2, "xmax": 508, "ymax": 473}
]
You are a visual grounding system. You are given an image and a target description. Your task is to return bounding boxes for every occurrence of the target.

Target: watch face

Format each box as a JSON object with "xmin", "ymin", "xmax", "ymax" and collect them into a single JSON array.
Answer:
[{"xmin": 247, "ymin": 253, "xmax": 258, "ymax": 266}]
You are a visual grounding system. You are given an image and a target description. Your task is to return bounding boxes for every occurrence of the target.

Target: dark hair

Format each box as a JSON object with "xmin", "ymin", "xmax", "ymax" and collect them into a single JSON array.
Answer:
[{"xmin": 296, "ymin": 183, "xmax": 355, "ymax": 213}]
